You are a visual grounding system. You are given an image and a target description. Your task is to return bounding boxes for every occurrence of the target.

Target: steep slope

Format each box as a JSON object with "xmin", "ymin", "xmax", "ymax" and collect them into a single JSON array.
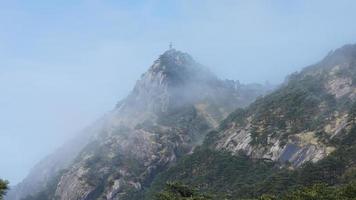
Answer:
[
  {"xmin": 6, "ymin": 115, "xmax": 110, "ymax": 200},
  {"xmin": 209, "ymin": 44, "xmax": 356, "ymax": 167},
  {"xmin": 11, "ymin": 49, "xmax": 269, "ymax": 200},
  {"xmin": 149, "ymin": 101, "xmax": 356, "ymax": 199},
  {"xmin": 147, "ymin": 44, "xmax": 356, "ymax": 199}
]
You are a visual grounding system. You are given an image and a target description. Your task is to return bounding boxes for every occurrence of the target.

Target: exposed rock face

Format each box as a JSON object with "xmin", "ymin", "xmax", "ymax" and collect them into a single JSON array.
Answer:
[
  {"xmin": 10, "ymin": 49, "xmax": 270, "ymax": 200},
  {"xmin": 212, "ymin": 44, "xmax": 356, "ymax": 167}
]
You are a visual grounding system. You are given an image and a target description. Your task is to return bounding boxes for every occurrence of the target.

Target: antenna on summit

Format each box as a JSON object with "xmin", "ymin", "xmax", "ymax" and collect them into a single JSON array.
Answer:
[{"xmin": 169, "ymin": 42, "xmax": 173, "ymax": 50}]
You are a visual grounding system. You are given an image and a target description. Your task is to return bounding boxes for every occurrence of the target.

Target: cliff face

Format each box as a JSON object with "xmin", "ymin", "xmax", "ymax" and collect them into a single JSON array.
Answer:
[
  {"xmin": 11, "ymin": 49, "xmax": 269, "ymax": 200},
  {"xmin": 142, "ymin": 44, "xmax": 356, "ymax": 199},
  {"xmin": 211, "ymin": 44, "xmax": 356, "ymax": 167},
  {"xmin": 10, "ymin": 44, "xmax": 356, "ymax": 200}
]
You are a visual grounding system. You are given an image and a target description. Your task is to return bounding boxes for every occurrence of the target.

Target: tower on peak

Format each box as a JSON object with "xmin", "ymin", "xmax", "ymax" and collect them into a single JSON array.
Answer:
[{"xmin": 169, "ymin": 42, "xmax": 173, "ymax": 50}]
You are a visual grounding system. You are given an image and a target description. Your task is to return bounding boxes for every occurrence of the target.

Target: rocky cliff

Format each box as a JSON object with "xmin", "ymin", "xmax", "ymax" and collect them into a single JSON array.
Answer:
[
  {"xmin": 143, "ymin": 44, "xmax": 356, "ymax": 200},
  {"xmin": 9, "ymin": 49, "xmax": 270, "ymax": 200},
  {"xmin": 209, "ymin": 44, "xmax": 356, "ymax": 167}
]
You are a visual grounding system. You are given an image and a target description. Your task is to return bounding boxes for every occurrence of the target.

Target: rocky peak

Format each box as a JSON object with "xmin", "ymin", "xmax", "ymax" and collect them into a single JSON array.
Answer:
[
  {"xmin": 116, "ymin": 49, "xmax": 219, "ymax": 118},
  {"xmin": 47, "ymin": 50, "xmax": 268, "ymax": 200},
  {"xmin": 145, "ymin": 49, "xmax": 216, "ymax": 86},
  {"xmin": 149, "ymin": 49, "xmax": 194, "ymax": 73},
  {"xmin": 9, "ymin": 48, "xmax": 271, "ymax": 200}
]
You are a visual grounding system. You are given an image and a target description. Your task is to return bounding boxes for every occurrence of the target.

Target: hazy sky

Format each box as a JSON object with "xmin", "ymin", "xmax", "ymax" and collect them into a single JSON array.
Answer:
[{"xmin": 1, "ymin": 0, "xmax": 356, "ymax": 184}]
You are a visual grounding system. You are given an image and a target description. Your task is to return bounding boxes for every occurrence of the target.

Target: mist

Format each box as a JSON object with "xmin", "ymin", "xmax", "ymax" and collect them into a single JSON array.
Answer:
[{"xmin": 1, "ymin": 0, "xmax": 356, "ymax": 185}]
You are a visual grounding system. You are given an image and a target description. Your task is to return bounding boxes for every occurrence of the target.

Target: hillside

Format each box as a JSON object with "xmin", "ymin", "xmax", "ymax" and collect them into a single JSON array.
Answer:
[
  {"xmin": 7, "ymin": 49, "xmax": 270, "ymax": 200},
  {"xmin": 213, "ymin": 44, "xmax": 356, "ymax": 166},
  {"xmin": 147, "ymin": 44, "xmax": 356, "ymax": 199}
]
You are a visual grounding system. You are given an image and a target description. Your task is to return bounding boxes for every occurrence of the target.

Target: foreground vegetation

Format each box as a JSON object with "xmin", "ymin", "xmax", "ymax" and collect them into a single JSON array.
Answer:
[
  {"xmin": 0, "ymin": 179, "xmax": 8, "ymax": 200},
  {"xmin": 155, "ymin": 182, "xmax": 356, "ymax": 200},
  {"xmin": 146, "ymin": 99, "xmax": 356, "ymax": 199}
]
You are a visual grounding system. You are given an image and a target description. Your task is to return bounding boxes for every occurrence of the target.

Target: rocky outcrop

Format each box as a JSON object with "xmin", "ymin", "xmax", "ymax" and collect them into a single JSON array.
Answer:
[
  {"xmin": 10, "ymin": 49, "xmax": 270, "ymax": 200},
  {"xmin": 212, "ymin": 44, "xmax": 356, "ymax": 167}
]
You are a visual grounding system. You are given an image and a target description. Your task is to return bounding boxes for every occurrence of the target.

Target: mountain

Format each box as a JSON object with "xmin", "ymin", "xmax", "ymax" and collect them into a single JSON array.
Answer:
[
  {"xmin": 212, "ymin": 44, "xmax": 356, "ymax": 166},
  {"xmin": 6, "ymin": 118, "xmax": 109, "ymax": 200},
  {"xmin": 147, "ymin": 44, "xmax": 356, "ymax": 199},
  {"xmin": 7, "ymin": 48, "xmax": 270, "ymax": 200}
]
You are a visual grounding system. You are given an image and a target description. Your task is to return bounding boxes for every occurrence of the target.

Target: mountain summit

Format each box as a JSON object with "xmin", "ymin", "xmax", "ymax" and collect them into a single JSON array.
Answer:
[
  {"xmin": 116, "ymin": 49, "xmax": 217, "ymax": 117},
  {"xmin": 146, "ymin": 49, "xmax": 214, "ymax": 82},
  {"xmin": 8, "ymin": 49, "xmax": 270, "ymax": 200}
]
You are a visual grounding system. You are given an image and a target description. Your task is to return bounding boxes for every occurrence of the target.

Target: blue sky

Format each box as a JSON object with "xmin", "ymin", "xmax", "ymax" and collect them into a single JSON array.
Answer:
[{"xmin": 1, "ymin": 0, "xmax": 356, "ymax": 184}]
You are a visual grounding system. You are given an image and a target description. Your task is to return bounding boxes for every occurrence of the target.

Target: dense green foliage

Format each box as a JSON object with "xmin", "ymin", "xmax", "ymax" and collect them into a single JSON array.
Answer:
[
  {"xmin": 148, "ymin": 105, "xmax": 356, "ymax": 199},
  {"xmin": 155, "ymin": 182, "xmax": 356, "ymax": 200},
  {"xmin": 0, "ymin": 179, "xmax": 8, "ymax": 200},
  {"xmin": 155, "ymin": 182, "xmax": 211, "ymax": 200},
  {"xmin": 279, "ymin": 183, "xmax": 356, "ymax": 200},
  {"xmin": 147, "ymin": 148, "xmax": 279, "ymax": 199}
]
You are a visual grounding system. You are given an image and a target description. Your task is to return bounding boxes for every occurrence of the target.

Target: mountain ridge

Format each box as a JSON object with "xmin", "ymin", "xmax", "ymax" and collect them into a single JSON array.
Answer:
[
  {"xmin": 144, "ymin": 43, "xmax": 356, "ymax": 199},
  {"xmin": 212, "ymin": 44, "xmax": 356, "ymax": 167},
  {"xmin": 7, "ymin": 48, "xmax": 270, "ymax": 200}
]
